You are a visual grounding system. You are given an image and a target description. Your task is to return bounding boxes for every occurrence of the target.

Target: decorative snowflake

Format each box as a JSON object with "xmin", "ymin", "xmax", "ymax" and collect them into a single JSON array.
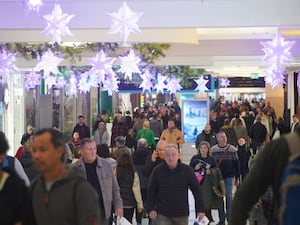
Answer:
[
  {"xmin": 261, "ymin": 33, "xmax": 295, "ymax": 67},
  {"xmin": 25, "ymin": 0, "xmax": 43, "ymax": 13},
  {"xmin": 167, "ymin": 77, "xmax": 182, "ymax": 94},
  {"xmin": 42, "ymin": 4, "xmax": 74, "ymax": 44},
  {"xmin": 194, "ymin": 76, "xmax": 209, "ymax": 93},
  {"xmin": 118, "ymin": 49, "xmax": 141, "ymax": 80},
  {"xmin": 0, "ymin": 50, "xmax": 18, "ymax": 80},
  {"xmin": 107, "ymin": 1, "xmax": 143, "ymax": 45},
  {"xmin": 78, "ymin": 72, "xmax": 98, "ymax": 94},
  {"xmin": 24, "ymin": 70, "xmax": 41, "ymax": 90},
  {"xmin": 220, "ymin": 78, "xmax": 230, "ymax": 88},
  {"xmin": 264, "ymin": 66, "xmax": 285, "ymax": 89},
  {"xmin": 87, "ymin": 50, "xmax": 116, "ymax": 84},
  {"xmin": 154, "ymin": 74, "xmax": 167, "ymax": 94},
  {"xmin": 34, "ymin": 50, "xmax": 63, "ymax": 78},
  {"xmin": 261, "ymin": 33, "xmax": 295, "ymax": 88},
  {"xmin": 66, "ymin": 73, "xmax": 77, "ymax": 98},
  {"xmin": 54, "ymin": 76, "xmax": 66, "ymax": 89},
  {"xmin": 102, "ymin": 74, "xmax": 120, "ymax": 96},
  {"xmin": 139, "ymin": 70, "xmax": 153, "ymax": 92}
]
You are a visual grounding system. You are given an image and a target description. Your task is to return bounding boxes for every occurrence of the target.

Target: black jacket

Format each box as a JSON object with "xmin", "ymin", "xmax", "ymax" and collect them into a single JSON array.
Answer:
[
  {"xmin": 147, "ymin": 161, "xmax": 205, "ymax": 217},
  {"xmin": 0, "ymin": 168, "xmax": 32, "ymax": 225}
]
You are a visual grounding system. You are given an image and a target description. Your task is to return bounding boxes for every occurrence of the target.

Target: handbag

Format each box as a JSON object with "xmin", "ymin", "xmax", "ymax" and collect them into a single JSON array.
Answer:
[{"xmin": 272, "ymin": 128, "xmax": 280, "ymax": 140}]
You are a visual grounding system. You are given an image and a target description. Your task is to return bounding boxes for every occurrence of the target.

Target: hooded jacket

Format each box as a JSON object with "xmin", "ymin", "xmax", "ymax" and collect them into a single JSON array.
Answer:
[{"xmin": 31, "ymin": 166, "xmax": 101, "ymax": 225}]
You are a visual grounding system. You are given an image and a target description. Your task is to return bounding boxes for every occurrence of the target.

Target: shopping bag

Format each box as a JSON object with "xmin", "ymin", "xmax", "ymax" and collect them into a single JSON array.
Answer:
[
  {"xmin": 116, "ymin": 216, "xmax": 132, "ymax": 225},
  {"xmin": 193, "ymin": 216, "xmax": 209, "ymax": 225}
]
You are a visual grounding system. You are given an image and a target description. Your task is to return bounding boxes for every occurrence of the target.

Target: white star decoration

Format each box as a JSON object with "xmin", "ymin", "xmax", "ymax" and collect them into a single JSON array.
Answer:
[
  {"xmin": 261, "ymin": 32, "xmax": 295, "ymax": 88},
  {"xmin": 167, "ymin": 77, "xmax": 182, "ymax": 94},
  {"xmin": 0, "ymin": 50, "xmax": 18, "ymax": 81},
  {"xmin": 78, "ymin": 72, "xmax": 98, "ymax": 94},
  {"xmin": 34, "ymin": 50, "xmax": 63, "ymax": 78},
  {"xmin": 154, "ymin": 74, "xmax": 167, "ymax": 94},
  {"xmin": 139, "ymin": 70, "xmax": 153, "ymax": 92},
  {"xmin": 118, "ymin": 49, "xmax": 141, "ymax": 80},
  {"xmin": 24, "ymin": 70, "xmax": 41, "ymax": 90},
  {"xmin": 87, "ymin": 50, "xmax": 116, "ymax": 84},
  {"xmin": 25, "ymin": 0, "xmax": 43, "ymax": 13},
  {"xmin": 54, "ymin": 76, "xmax": 66, "ymax": 89},
  {"xmin": 220, "ymin": 78, "xmax": 230, "ymax": 87},
  {"xmin": 194, "ymin": 76, "xmax": 209, "ymax": 93},
  {"xmin": 108, "ymin": 1, "xmax": 143, "ymax": 45},
  {"xmin": 66, "ymin": 73, "xmax": 77, "ymax": 98},
  {"xmin": 102, "ymin": 74, "xmax": 120, "ymax": 96},
  {"xmin": 42, "ymin": 4, "xmax": 74, "ymax": 44}
]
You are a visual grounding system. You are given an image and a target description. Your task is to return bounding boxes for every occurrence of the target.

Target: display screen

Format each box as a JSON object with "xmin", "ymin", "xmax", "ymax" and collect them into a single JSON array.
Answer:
[{"xmin": 181, "ymin": 99, "xmax": 209, "ymax": 143}]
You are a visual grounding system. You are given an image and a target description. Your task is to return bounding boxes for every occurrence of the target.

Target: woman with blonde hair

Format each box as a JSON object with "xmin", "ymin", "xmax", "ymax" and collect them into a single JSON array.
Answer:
[
  {"xmin": 189, "ymin": 141, "xmax": 225, "ymax": 224},
  {"xmin": 135, "ymin": 120, "xmax": 156, "ymax": 150}
]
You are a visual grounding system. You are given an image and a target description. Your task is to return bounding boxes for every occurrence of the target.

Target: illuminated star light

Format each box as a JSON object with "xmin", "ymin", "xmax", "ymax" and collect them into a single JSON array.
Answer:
[
  {"xmin": 139, "ymin": 70, "xmax": 154, "ymax": 92},
  {"xmin": 264, "ymin": 66, "xmax": 285, "ymax": 89},
  {"xmin": 154, "ymin": 74, "xmax": 167, "ymax": 94},
  {"xmin": 87, "ymin": 50, "xmax": 116, "ymax": 84},
  {"xmin": 78, "ymin": 72, "xmax": 98, "ymax": 94},
  {"xmin": 24, "ymin": 70, "xmax": 41, "ymax": 90},
  {"xmin": 261, "ymin": 32, "xmax": 295, "ymax": 67},
  {"xmin": 0, "ymin": 50, "xmax": 18, "ymax": 81},
  {"xmin": 167, "ymin": 77, "xmax": 182, "ymax": 94},
  {"xmin": 25, "ymin": 0, "xmax": 43, "ymax": 13},
  {"xmin": 54, "ymin": 76, "xmax": 66, "ymax": 89},
  {"xmin": 34, "ymin": 50, "xmax": 63, "ymax": 78},
  {"xmin": 108, "ymin": 1, "xmax": 143, "ymax": 45},
  {"xmin": 42, "ymin": 4, "xmax": 74, "ymax": 44},
  {"xmin": 118, "ymin": 49, "xmax": 141, "ymax": 80},
  {"xmin": 66, "ymin": 73, "xmax": 78, "ymax": 98},
  {"xmin": 194, "ymin": 76, "xmax": 209, "ymax": 93},
  {"xmin": 102, "ymin": 74, "xmax": 120, "ymax": 96},
  {"xmin": 220, "ymin": 78, "xmax": 230, "ymax": 87}
]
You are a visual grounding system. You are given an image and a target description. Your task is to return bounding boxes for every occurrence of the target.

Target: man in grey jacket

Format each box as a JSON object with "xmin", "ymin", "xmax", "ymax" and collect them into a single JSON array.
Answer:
[
  {"xmin": 75, "ymin": 138, "xmax": 123, "ymax": 225},
  {"xmin": 31, "ymin": 128, "xmax": 101, "ymax": 225}
]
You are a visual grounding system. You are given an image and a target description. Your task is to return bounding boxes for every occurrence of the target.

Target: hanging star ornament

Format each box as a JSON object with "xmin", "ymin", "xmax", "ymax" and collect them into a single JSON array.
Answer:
[
  {"xmin": 24, "ymin": 70, "xmax": 41, "ymax": 90},
  {"xmin": 261, "ymin": 32, "xmax": 295, "ymax": 67},
  {"xmin": 25, "ymin": 0, "xmax": 43, "ymax": 13},
  {"xmin": 78, "ymin": 72, "xmax": 98, "ymax": 94},
  {"xmin": 0, "ymin": 50, "xmax": 18, "ymax": 81},
  {"xmin": 66, "ymin": 73, "xmax": 78, "ymax": 98},
  {"xmin": 139, "ymin": 69, "xmax": 154, "ymax": 92},
  {"xmin": 87, "ymin": 50, "xmax": 116, "ymax": 84},
  {"xmin": 194, "ymin": 76, "xmax": 209, "ymax": 93},
  {"xmin": 42, "ymin": 4, "xmax": 74, "ymax": 44},
  {"xmin": 34, "ymin": 50, "xmax": 63, "ymax": 78},
  {"xmin": 261, "ymin": 32, "xmax": 295, "ymax": 88},
  {"xmin": 154, "ymin": 74, "xmax": 167, "ymax": 94},
  {"xmin": 118, "ymin": 49, "xmax": 141, "ymax": 80},
  {"xmin": 107, "ymin": 1, "xmax": 143, "ymax": 45},
  {"xmin": 264, "ymin": 66, "xmax": 285, "ymax": 89},
  {"xmin": 102, "ymin": 74, "xmax": 120, "ymax": 96},
  {"xmin": 167, "ymin": 77, "xmax": 182, "ymax": 94},
  {"xmin": 220, "ymin": 78, "xmax": 230, "ymax": 87}
]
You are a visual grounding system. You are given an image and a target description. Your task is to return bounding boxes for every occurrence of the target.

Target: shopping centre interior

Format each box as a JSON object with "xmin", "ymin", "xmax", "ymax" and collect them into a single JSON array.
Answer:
[{"xmin": 0, "ymin": 0, "xmax": 300, "ymax": 152}]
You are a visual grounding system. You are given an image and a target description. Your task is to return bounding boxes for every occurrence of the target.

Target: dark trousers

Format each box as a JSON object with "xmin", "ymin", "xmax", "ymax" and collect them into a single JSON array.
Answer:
[{"xmin": 123, "ymin": 208, "xmax": 135, "ymax": 224}]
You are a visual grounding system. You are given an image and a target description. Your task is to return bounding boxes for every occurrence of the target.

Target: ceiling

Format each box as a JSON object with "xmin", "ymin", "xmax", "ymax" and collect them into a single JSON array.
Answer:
[{"xmin": 1, "ymin": 0, "xmax": 300, "ymax": 77}]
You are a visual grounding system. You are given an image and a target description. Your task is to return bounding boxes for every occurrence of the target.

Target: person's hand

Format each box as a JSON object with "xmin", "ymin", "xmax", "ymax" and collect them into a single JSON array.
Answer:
[
  {"xmin": 235, "ymin": 178, "xmax": 240, "ymax": 186},
  {"xmin": 197, "ymin": 212, "xmax": 205, "ymax": 220},
  {"xmin": 137, "ymin": 208, "xmax": 143, "ymax": 213},
  {"xmin": 206, "ymin": 168, "xmax": 211, "ymax": 175},
  {"xmin": 151, "ymin": 151, "xmax": 158, "ymax": 162},
  {"xmin": 194, "ymin": 163, "xmax": 201, "ymax": 171},
  {"xmin": 149, "ymin": 210, "xmax": 157, "ymax": 219},
  {"xmin": 115, "ymin": 208, "xmax": 123, "ymax": 217}
]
